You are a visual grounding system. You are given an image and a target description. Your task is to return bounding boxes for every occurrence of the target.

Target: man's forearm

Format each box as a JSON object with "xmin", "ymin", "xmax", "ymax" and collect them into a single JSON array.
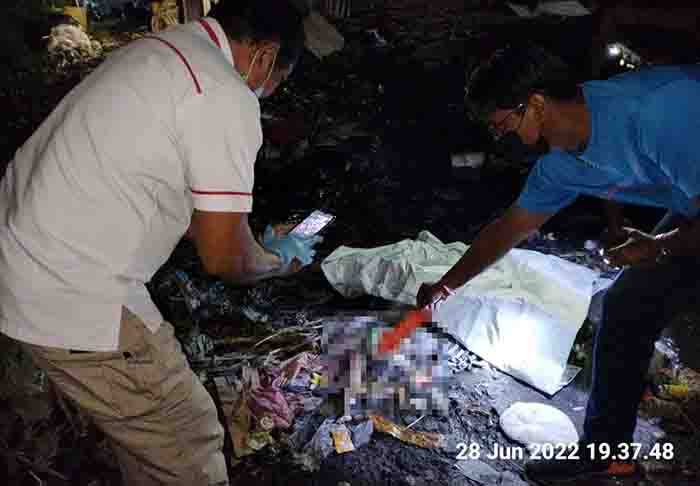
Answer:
[
  {"xmin": 438, "ymin": 207, "xmax": 549, "ymax": 290},
  {"xmin": 219, "ymin": 241, "xmax": 288, "ymax": 286}
]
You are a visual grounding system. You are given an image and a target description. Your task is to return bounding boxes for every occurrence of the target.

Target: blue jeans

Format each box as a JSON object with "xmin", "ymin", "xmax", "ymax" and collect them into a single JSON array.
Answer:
[{"xmin": 583, "ymin": 212, "xmax": 700, "ymax": 445}]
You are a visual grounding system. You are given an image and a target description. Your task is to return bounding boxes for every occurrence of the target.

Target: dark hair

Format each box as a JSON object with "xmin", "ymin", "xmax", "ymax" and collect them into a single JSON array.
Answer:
[
  {"xmin": 208, "ymin": 0, "xmax": 305, "ymax": 69},
  {"xmin": 465, "ymin": 43, "xmax": 579, "ymax": 121}
]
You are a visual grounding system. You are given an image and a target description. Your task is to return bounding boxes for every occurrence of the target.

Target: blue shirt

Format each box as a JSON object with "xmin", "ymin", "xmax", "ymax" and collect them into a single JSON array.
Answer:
[{"xmin": 517, "ymin": 65, "xmax": 700, "ymax": 217}]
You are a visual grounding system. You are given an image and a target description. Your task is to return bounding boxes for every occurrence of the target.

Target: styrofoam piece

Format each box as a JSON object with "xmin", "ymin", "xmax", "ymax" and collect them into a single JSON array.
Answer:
[{"xmin": 500, "ymin": 402, "xmax": 579, "ymax": 453}]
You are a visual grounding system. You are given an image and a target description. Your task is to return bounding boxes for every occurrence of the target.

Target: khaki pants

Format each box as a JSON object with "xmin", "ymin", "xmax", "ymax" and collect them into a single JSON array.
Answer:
[{"xmin": 24, "ymin": 309, "xmax": 228, "ymax": 486}]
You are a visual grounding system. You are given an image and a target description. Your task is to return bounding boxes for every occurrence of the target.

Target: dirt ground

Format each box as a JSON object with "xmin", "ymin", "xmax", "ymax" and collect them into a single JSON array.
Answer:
[{"xmin": 2, "ymin": 2, "xmax": 700, "ymax": 486}]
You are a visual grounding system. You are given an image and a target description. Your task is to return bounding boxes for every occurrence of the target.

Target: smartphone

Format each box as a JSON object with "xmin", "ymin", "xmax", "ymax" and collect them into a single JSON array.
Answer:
[{"xmin": 290, "ymin": 210, "xmax": 335, "ymax": 237}]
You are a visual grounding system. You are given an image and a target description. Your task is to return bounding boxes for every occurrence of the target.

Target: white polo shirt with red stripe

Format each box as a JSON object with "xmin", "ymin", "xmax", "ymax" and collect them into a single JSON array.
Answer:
[{"xmin": 0, "ymin": 18, "xmax": 262, "ymax": 351}]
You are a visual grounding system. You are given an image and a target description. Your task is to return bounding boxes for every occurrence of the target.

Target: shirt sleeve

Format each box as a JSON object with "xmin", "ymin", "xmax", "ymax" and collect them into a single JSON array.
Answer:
[
  {"xmin": 176, "ymin": 83, "xmax": 262, "ymax": 212},
  {"xmin": 639, "ymin": 76, "xmax": 700, "ymax": 205},
  {"xmin": 516, "ymin": 152, "xmax": 580, "ymax": 214}
]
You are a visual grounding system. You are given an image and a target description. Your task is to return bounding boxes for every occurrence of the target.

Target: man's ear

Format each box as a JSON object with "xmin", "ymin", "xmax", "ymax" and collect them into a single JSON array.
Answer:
[
  {"xmin": 254, "ymin": 41, "xmax": 280, "ymax": 72},
  {"xmin": 528, "ymin": 93, "xmax": 547, "ymax": 120}
]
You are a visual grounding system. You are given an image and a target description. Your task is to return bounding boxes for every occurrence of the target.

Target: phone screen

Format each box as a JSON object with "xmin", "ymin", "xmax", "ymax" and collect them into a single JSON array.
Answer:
[{"xmin": 290, "ymin": 210, "xmax": 335, "ymax": 237}]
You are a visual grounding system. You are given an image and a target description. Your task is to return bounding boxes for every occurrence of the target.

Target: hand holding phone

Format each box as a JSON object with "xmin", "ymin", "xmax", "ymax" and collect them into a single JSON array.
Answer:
[
  {"xmin": 290, "ymin": 210, "xmax": 335, "ymax": 237},
  {"xmin": 262, "ymin": 225, "xmax": 323, "ymax": 266}
]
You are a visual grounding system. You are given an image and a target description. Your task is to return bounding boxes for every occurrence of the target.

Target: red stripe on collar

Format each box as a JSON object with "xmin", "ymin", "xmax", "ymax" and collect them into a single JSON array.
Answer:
[
  {"xmin": 198, "ymin": 18, "xmax": 221, "ymax": 49},
  {"xmin": 144, "ymin": 36, "xmax": 202, "ymax": 94}
]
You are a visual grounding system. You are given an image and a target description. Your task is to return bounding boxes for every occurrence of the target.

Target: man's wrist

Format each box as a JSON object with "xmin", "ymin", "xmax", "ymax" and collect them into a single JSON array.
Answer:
[
  {"xmin": 437, "ymin": 279, "xmax": 456, "ymax": 295},
  {"xmin": 654, "ymin": 236, "xmax": 671, "ymax": 262}
]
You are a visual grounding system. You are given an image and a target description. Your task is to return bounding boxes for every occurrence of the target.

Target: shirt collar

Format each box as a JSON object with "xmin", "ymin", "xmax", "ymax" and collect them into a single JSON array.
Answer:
[{"xmin": 197, "ymin": 17, "xmax": 235, "ymax": 68}]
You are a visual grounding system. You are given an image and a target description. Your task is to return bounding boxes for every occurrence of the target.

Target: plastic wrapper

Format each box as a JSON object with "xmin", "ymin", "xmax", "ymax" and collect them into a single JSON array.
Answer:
[
  {"xmin": 331, "ymin": 424, "xmax": 355, "ymax": 453},
  {"xmin": 370, "ymin": 415, "xmax": 443, "ymax": 449},
  {"xmin": 302, "ymin": 418, "xmax": 337, "ymax": 470},
  {"xmin": 348, "ymin": 419, "xmax": 374, "ymax": 449}
]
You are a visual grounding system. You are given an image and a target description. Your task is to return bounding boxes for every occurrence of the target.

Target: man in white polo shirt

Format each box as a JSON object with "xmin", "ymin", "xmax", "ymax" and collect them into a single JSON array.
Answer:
[{"xmin": 0, "ymin": 1, "xmax": 314, "ymax": 484}]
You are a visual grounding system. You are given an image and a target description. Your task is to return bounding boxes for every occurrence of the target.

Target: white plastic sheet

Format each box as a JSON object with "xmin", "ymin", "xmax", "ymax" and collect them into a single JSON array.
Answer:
[{"xmin": 321, "ymin": 231, "xmax": 599, "ymax": 395}]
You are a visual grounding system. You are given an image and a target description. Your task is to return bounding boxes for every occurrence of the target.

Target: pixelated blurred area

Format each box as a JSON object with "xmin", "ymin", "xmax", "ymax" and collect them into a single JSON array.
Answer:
[{"xmin": 321, "ymin": 316, "xmax": 452, "ymax": 416}]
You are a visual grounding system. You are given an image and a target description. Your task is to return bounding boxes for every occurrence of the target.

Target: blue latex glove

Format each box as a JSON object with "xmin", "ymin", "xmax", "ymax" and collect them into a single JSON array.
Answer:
[{"xmin": 262, "ymin": 225, "xmax": 323, "ymax": 266}]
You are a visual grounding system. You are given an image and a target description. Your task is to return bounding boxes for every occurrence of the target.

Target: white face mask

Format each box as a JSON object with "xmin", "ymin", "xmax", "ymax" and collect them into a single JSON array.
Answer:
[{"xmin": 243, "ymin": 49, "xmax": 278, "ymax": 99}]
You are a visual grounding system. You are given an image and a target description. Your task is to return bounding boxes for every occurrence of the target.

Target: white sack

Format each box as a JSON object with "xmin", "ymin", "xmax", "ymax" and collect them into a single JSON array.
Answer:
[
  {"xmin": 321, "ymin": 231, "xmax": 599, "ymax": 395},
  {"xmin": 500, "ymin": 402, "xmax": 579, "ymax": 453}
]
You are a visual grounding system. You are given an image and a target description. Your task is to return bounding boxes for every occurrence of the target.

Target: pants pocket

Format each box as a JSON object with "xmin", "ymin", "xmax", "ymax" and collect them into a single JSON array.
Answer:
[{"xmin": 102, "ymin": 345, "xmax": 168, "ymax": 418}]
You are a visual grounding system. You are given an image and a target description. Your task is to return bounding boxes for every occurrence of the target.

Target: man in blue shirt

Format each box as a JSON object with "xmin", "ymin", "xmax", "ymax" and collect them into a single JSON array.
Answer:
[{"xmin": 417, "ymin": 44, "xmax": 700, "ymax": 481}]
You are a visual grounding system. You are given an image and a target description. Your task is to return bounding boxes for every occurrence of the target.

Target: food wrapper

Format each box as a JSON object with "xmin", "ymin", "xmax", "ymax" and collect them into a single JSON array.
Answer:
[
  {"xmin": 369, "ymin": 415, "xmax": 443, "ymax": 449},
  {"xmin": 331, "ymin": 425, "xmax": 356, "ymax": 454}
]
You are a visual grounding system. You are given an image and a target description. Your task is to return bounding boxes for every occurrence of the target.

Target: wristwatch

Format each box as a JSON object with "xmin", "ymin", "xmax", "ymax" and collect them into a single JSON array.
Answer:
[{"xmin": 656, "ymin": 241, "xmax": 671, "ymax": 263}]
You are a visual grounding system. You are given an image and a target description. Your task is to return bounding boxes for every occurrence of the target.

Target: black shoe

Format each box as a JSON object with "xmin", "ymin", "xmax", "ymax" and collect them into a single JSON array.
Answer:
[{"xmin": 525, "ymin": 455, "xmax": 637, "ymax": 483}]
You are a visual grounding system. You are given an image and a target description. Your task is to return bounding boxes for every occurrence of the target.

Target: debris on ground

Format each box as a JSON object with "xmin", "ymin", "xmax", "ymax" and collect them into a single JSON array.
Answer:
[
  {"xmin": 370, "ymin": 414, "xmax": 444, "ymax": 449},
  {"xmin": 304, "ymin": 11, "xmax": 345, "ymax": 60},
  {"xmin": 455, "ymin": 459, "xmax": 528, "ymax": 486},
  {"xmin": 46, "ymin": 24, "xmax": 102, "ymax": 68}
]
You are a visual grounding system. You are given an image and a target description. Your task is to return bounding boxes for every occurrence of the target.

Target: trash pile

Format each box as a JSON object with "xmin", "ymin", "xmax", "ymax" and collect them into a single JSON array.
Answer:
[
  {"xmin": 46, "ymin": 24, "xmax": 103, "ymax": 68},
  {"xmin": 212, "ymin": 352, "xmax": 324, "ymax": 460},
  {"xmin": 640, "ymin": 338, "xmax": 700, "ymax": 435}
]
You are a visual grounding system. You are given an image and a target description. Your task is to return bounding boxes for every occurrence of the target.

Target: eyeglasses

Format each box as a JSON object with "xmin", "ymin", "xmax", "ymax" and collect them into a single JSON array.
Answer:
[{"xmin": 487, "ymin": 103, "xmax": 527, "ymax": 141}]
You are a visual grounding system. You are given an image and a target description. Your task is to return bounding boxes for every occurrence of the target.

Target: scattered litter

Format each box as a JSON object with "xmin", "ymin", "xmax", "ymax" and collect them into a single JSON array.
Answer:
[
  {"xmin": 641, "ymin": 459, "xmax": 676, "ymax": 475},
  {"xmin": 500, "ymin": 402, "xmax": 578, "ymax": 453},
  {"xmin": 46, "ymin": 24, "xmax": 102, "ymax": 67},
  {"xmin": 507, "ymin": 1, "xmax": 591, "ymax": 18},
  {"xmin": 230, "ymin": 389, "xmax": 254, "ymax": 458},
  {"xmin": 451, "ymin": 152, "xmax": 485, "ymax": 169},
  {"xmin": 182, "ymin": 329, "xmax": 214, "ymax": 361},
  {"xmin": 287, "ymin": 413, "xmax": 327, "ymax": 451},
  {"xmin": 366, "ymin": 29, "xmax": 389, "ymax": 48},
  {"xmin": 455, "ymin": 460, "xmax": 528, "ymax": 485},
  {"xmin": 331, "ymin": 423, "xmax": 355, "ymax": 453},
  {"xmin": 649, "ymin": 337, "xmax": 682, "ymax": 382},
  {"xmin": 348, "ymin": 419, "xmax": 374, "ymax": 449},
  {"xmin": 584, "ymin": 240, "xmax": 598, "ymax": 251},
  {"xmin": 657, "ymin": 384, "xmax": 690, "ymax": 401},
  {"xmin": 304, "ymin": 11, "xmax": 345, "ymax": 60},
  {"xmin": 249, "ymin": 383, "xmax": 294, "ymax": 430},
  {"xmin": 370, "ymin": 415, "xmax": 444, "ymax": 449},
  {"xmin": 403, "ymin": 415, "xmax": 425, "ymax": 430},
  {"xmin": 447, "ymin": 342, "xmax": 473, "ymax": 373},
  {"xmin": 302, "ymin": 417, "xmax": 337, "ymax": 471}
]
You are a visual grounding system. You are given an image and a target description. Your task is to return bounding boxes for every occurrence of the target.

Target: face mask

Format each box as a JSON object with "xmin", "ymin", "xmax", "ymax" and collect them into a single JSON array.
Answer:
[
  {"xmin": 491, "ymin": 131, "xmax": 550, "ymax": 162},
  {"xmin": 244, "ymin": 49, "xmax": 278, "ymax": 99}
]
